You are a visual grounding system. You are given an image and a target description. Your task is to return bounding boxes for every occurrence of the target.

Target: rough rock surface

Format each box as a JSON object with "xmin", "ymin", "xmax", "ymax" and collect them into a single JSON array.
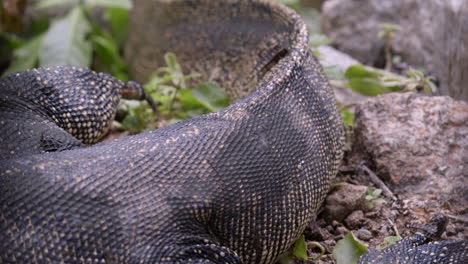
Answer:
[
  {"xmin": 321, "ymin": 0, "xmax": 468, "ymax": 102},
  {"xmin": 323, "ymin": 183, "xmax": 368, "ymax": 222},
  {"xmin": 352, "ymin": 93, "xmax": 468, "ymax": 212}
]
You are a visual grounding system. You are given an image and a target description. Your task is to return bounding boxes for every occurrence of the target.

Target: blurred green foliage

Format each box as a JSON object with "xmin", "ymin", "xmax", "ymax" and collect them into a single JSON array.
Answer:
[
  {"xmin": 1, "ymin": 0, "xmax": 229, "ymax": 133},
  {"xmin": 1, "ymin": 0, "xmax": 131, "ymax": 79},
  {"xmin": 344, "ymin": 65, "xmax": 437, "ymax": 96},
  {"xmin": 122, "ymin": 53, "xmax": 229, "ymax": 133},
  {"xmin": 365, "ymin": 187, "xmax": 386, "ymax": 210}
]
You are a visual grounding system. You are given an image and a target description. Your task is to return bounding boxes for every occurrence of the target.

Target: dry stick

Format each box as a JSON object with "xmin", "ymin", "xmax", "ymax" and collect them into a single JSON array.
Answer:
[
  {"xmin": 359, "ymin": 163, "xmax": 397, "ymax": 201},
  {"xmin": 387, "ymin": 218, "xmax": 401, "ymax": 238}
]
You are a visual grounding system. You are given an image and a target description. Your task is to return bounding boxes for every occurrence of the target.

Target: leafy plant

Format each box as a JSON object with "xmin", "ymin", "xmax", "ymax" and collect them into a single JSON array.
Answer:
[
  {"xmin": 382, "ymin": 235, "xmax": 402, "ymax": 249},
  {"xmin": 39, "ymin": 6, "xmax": 92, "ymax": 67},
  {"xmin": 378, "ymin": 23, "xmax": 402, "ymax": 71},
  {"xmin": 121, "ymin": 53, "xmax": 229, "ymax": 133},
  {"xmin": 342, "ymin": 64, "xmax": 437, "ymax": 96},
  {"xmin": 340, "ymin": 106, "xmax": 355, "ymax": 128},
  {"xmin": 333, "ymin": 232, "xmax": 369, "ymax": 264},
  {"xmin": 2, "ymin": 0, "xmax": 132, "ymax": 79},
  {"xmin": 279, "ymin": 235, "xmax": 325, "ymax": 263},
  {"xmin": 365, "ymin": 187, "xmax": 386, "ymax": 210}
]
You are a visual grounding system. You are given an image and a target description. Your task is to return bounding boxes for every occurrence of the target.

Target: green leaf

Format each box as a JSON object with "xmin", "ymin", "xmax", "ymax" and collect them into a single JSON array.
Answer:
[
  {"xmin": 106, "ymin": 7, "xmax": 129, "ymax": 47},
  {"xmin": 347, "ymin": 79, "xmax": 393, "ymax": 96},
  {"xmin": 382, "ymin": 236, "xmax": 402, "ymax": 248},
  {"xmin": 121, "ymin": 100, "xmax": 155, "ymax": 133},
  {"xmin": 292, "ymin": 235, "xmax": 308, "ymax": 260},
  {"xmin": 426, "ymin": 81, "xmax": 437, "ymax": 93},
  {"xmin": 91, "ymin": 34, "xmax": 128, "ymax": 79},
  {"xmin": 164, "ymin": 52, "xmax": 181, "ymax": 72},
  {"xmin": 86, "ymin": 0, "xmax": 132, "ymax": 9},
  {"xmin": 90, "ymin": 19, "xmax": 128, "ymax": 80},
  {"xmin": 3, "ymin": 35, "xmax": 44, "ymax": 76},
  {"xmin": 372, "ymin": 188, "xmax": 382, "ymax": 197},
  {"xmin": 344, "ymin": 65, "xmax": 404, "ymax": 95},
  {"xmin": 34, "ymin": 0, "xmax": 76, "ymax": 9},
  {"xmin": 333, "ymin": 232, "xmax": 369, "ymax": 264},
  {"xmin": 192, "ymin": 82, "xmax": 230, "ymax": 112},
  {"xmin": 366, "ymin": 187, "xmax": 386, "ymax": 209},
  {"xmin": 341, "ymin": 109, "xmax": 355, "ymax": 127},
  {"xmin": 179, "ymin": 88, "xmax": 206, "ymax": 110},
  {"xmin": 39, "ymin": 7, "xmax": 92, "ymax": 67},
  {"xmin": 345, "ymin": 65, "xmax": 381, "ymax": 79}
]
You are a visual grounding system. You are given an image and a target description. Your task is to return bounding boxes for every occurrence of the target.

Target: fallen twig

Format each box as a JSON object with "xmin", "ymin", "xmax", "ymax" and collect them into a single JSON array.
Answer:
[{"xmin": 359, "ymin": 163, "xmax": 397, "ymax": 201}]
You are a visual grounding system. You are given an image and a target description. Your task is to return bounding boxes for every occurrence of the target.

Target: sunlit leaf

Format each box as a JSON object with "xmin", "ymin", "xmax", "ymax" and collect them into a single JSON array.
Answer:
[
  {"xmin": 347, "ymin": 79, "xmax": 393, "ymax": 96},
  {"xmin": 333, "ymin": 232, "xmax": 369, "ymax": 264},
  {"xmin": 164, "ymin": 53, "xmax": 181, "ymax": 72},
  {"xmin": 34, "ymin": 0, "xmax": 75, "ymax": 9},
  {"xmin": 342, "ymin": 109, "xmax": 355, "ymax": 127},
  {"xmin": 39, "ymin": 7, "xmax": 92, "ymax": 67},
  {"xmin": 192, "ymin": 82, "xmax": 229, "ymax": 112},
  {"xmin": 345, "ymin": 65, "xmax": 381, "ymax": 79},
  {"xmin": 382, "ymin": 236, "xmax": 402, "ymax": 248},
  {"xmin": 178, "ymin": 89, "xmax": 206, "ymax": 110},
  {"xmin": 86, "ymin": 0, "xmax": 132, "ymax": 9},
  {"xmin": 292, "ymin": 235, "xmax": 308, "ymax": 260}
]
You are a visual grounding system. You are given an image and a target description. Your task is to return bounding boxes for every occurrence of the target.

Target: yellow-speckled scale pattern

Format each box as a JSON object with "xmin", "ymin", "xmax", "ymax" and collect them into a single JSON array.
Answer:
[
  {"xmin": 359, "ymin": 216, "xmax": 468, "ymax": 264},
  {"xmin": 0, "ymin": 66, "xmax": 126, "ymax": 159}
]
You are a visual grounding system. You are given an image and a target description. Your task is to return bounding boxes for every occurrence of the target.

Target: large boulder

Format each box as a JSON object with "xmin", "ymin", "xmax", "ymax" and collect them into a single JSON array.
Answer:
[
  {"xmin": 321, "ymin": 0, "xmax": 468, "ymax": 102},
  {"xmin": 352, "ymin": 93, "xmax": 468, "ymax": 212}
]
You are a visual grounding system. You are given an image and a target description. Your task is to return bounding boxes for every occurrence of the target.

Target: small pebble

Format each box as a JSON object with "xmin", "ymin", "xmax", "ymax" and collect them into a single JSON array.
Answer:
[
  {"xmin": 336, "ymin": 226, "xmax": 349, "ymax": 235},
  {"xmin": 357, "ymin": 228, "xmax": 373, "ymax": 241},
  {"xmin": 345, "ymin": 210, "xmax": 364, "ymax": 229}
]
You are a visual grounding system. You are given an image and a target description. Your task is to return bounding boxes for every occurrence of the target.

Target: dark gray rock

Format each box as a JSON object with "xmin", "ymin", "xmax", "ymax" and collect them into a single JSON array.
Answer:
[
  {"xmin": 356, "ymin": 228, "xmax": 373, "ymax": 241},
  {"xmin": 321, "ymin": 0, "xmax": 468, "ymax": 102},
  {"xmin": 352, "ymin": 93, "xmax": 468, "ymax": 212}
]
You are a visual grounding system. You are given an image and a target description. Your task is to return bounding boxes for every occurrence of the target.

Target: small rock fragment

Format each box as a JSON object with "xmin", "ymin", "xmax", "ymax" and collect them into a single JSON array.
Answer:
[
  {"xmin": 357, "ymin": 228, "xmax": 373, "ymax": 241},
  {"xmin": 323, "ymin": 183, "xmax": 368, "ymax": 222},
  {"xmin": 336, "ymin": 226, "xmax": 349, "ymax": 235},
  {"xmin": 345, "ymin": 210, "xmax": 365, "ymax": 229}
]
